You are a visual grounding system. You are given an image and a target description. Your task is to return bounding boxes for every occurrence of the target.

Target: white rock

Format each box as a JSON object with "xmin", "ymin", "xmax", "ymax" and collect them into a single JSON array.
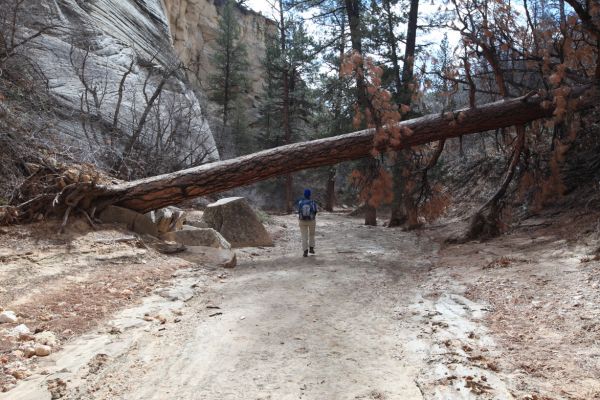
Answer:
[
  {"xmin": 157, "ymin": 286, "xmax": 195, "ymax": 302},
  {"xmin": 11, "ymin": 324, "xmax": 30, "ymax": 336},
  {"xmin": 34, "ymin": 344, "xmax": 52, "ymax": 357},
  {"xmin": 35, "ymin": 331, "xmax": 58, "ymax": 347},
  {"xmin": 160, "ymin": 227, "xmax": 231, "ymax": 249},
  {"xmin": 202, "ymin": 197, "xmax": 273, "ymax": 248},
  {"xmin": 0, "ymin": 310, "xmax": 18, "ymax": 324},
  {"xmin": 23, "ymin": 347, "xmax": 36, "ymax": 358}
]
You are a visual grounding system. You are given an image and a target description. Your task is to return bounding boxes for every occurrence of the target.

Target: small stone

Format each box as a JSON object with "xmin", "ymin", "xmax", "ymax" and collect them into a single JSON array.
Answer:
[
  {"xmin": 47, "ymin": 378, "xmax": 67, "ymax": 399},
  {"xmin": 158, "ymin": 286, "xmax": 194, "ymax": 302},
  {"xmin": 10, "ymin": 369, "xmax": 31, "ymax": 380},
  {"xmin": 0, "ymin": 311, "xmax": 18, "ymax": 324},
  {"xmin": 35, "ymin": 331, "xmax": 58, "ymax": 347},
  {"xmin": 108, "ymin": 326, "xmax": 122, "ymax": 335},
  {"xmin": 38, "ymin": 314, "xmax": 53, "ymax": 322},
  {"xmin": 34, "ymin": 344, "xmax": 52, "ymax": 357},
  {"xmin": 12, "ymin": 324, "xmax": 30, "ymax": 337},
  {"xmin": 20, "ymin": 332, "xmax": 35, "ymax": 341},
  {"xmin": 23, "ymin": 347, "xmax": 36, "ymax": 358}
]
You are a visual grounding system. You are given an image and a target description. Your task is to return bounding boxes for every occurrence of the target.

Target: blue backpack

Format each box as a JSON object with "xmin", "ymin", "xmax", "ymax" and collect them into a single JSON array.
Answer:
[{"xmin": 298, "ymin": 199, "xmax": 316, "ymax": 220}]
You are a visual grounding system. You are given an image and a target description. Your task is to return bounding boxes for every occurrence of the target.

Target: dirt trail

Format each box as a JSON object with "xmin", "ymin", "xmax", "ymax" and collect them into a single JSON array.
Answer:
[{"xmin": 2, "ymin": 212, "xmax": 599, "ymax": 399}]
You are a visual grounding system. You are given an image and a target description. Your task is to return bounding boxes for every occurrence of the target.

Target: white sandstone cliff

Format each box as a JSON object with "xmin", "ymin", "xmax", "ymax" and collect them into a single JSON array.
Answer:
[{"xmin": 18, "ymin": 0, "xmax": 219, "ymax": 174}]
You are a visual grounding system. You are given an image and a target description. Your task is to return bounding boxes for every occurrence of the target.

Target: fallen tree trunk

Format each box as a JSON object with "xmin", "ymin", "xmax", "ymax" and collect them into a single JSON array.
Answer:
[
  {"xmin": 6, "ymin": 86, "xmax": 588, "ymax": 221},
  {"xmin": 86, "ymin": 88, "xmax": 594, "ymax": 214}
]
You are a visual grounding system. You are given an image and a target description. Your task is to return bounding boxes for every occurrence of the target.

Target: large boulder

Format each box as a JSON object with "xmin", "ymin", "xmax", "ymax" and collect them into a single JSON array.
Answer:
[
  {"xmin": 99, "ymin": 206, "xmax": 158, "ymax": 236},
  {"xmin": 160, "ymin": 227, "xmax": 231, "ymax": 249},
  {"xmin": 202, "ymin": 197, "xmax": 273, "ymax": 248},
  {"xmin": 184, "ymin": 210, "xmax": 209, "ymax": 228},
  {"xmin": 147, "ymin": 207, "xmax": 187, "ymax": 233}
]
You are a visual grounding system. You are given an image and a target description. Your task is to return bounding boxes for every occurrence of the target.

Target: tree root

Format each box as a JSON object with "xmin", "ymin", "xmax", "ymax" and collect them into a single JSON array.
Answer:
[
  {"xmin": 58, "ymin": 206, "xmax": 72, "ymax": 234},
  {"xmin": 0, "ymin": 159, "xmax": 117, "ymax": 227}
]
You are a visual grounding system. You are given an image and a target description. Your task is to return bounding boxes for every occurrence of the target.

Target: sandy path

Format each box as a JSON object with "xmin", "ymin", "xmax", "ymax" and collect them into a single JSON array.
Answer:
[
  {"xmin": 4, "ymin": 213, "xmax": 443, "ymax": 399},
  {"xmin": 9, "ymin": 212, "xmax": 595, "ymax": 399},
  {"xmin": 80, "ymin": 214, "xmax": 432, "ymax": 400}
]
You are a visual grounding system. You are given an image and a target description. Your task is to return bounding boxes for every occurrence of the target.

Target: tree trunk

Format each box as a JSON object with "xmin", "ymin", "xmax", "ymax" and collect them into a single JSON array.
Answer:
[
  {"xmin": 278, "ymin": 0, "xmax": 293, "ymax": 213},
  {"xmin": 398, "ymin": 0, "xmax": 419, "ymax": 106},
  {"xmin": 388, "ymin": 152, "xmax": 408, "ymax": 227},
  {"xmin": 71, "ymin": 89, "xmax": 594, "ymax": 214},
  {"xmin": 344, "ymin": 0, "xmax": 381, "ymax": 226},
  {"xmin": 325, "ymin": 12, "xmax": 346, "ymax": 214},
  {"xmin": 325, "ymin": 166, "xmax": 336, "ymax": 212},
  {"xmin": 462, "ymin": 125, "xmax": 526, "ymax": 241},
  {"xmin": 382, "ymin": 0, "xmax": 403, "ymax": 101},
  {"xmin": 390, "ymin": 0, "xmax": 419, "ymax": 227}
]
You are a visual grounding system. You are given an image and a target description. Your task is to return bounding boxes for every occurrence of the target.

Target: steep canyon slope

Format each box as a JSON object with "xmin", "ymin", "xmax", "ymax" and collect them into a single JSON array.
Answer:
[{"xmin": 5, "ymin": 0, "xmax": 219, "ymax": 176}]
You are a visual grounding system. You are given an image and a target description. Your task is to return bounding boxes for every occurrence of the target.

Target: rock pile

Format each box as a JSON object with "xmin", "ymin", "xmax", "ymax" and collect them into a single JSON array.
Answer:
[{"xmin": 96, "ymin": 197, "xmax": 271, "ymax": 268}]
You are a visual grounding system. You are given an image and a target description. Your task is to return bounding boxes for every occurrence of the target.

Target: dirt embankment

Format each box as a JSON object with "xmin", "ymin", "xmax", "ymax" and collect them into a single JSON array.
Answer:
[{"xmin": 0, "ymin": 211, "xmax": 599, "ymax": 399}]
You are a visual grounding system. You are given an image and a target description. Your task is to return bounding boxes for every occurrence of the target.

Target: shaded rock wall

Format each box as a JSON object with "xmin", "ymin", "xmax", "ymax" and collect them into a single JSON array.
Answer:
[{"xmin": 15, "ymin": 0, "xmax": 218, "ymax": 174}]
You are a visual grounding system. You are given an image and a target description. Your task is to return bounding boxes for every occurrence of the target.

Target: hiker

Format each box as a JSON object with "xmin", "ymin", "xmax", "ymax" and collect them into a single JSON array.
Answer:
[{"xmin": 297, "ymin": 188, "xmax": 318, "ymax": 257}]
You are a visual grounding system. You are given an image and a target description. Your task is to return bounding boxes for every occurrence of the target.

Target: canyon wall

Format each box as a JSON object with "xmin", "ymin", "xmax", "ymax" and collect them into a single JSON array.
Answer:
[
  {"xmin": 13, "ymin": 0, "xmax": 219, "ymax": 175},
  {"xmin": 164, "ymin": 0, "xmax": 275, "ymax": 122}
]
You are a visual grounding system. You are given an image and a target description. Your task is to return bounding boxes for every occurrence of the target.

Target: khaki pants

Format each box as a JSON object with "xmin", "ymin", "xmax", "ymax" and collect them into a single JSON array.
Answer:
[{"xmin": 298, "ymin": 219, "xmax": 316, "ymax": 251}]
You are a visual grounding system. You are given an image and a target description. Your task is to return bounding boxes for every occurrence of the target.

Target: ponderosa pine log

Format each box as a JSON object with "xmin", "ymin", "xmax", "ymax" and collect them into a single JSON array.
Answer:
[{"xmin": 88, "ymin": 88, "xmax": 594, "ymax": 214}]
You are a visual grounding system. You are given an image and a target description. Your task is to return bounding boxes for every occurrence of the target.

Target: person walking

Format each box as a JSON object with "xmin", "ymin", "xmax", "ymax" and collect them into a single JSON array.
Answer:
[{"xmin": 297, "ymin": 188, "xmax": 318, "ymax": 257}]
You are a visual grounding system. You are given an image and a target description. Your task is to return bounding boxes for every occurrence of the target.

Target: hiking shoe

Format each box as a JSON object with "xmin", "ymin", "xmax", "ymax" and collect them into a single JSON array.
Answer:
[
  {"xmin": 303, "ymin": 250, "xmax": 308, "ymax": 257},
  {"xmin": 309, "ymin": 247, "xmax": 315, "ymax": 254}
]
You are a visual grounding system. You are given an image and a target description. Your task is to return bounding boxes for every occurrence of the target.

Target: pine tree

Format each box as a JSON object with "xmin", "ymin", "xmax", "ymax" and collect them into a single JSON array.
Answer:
[
  {"xmin": 209, "ymin": 0, "xmax": 249, "ymax": 155},
  {"xmin": 256, "ymin": 2, "xmax": 318, "ymax": 210},
  {"xmin": 365, "ymin": 0, "xmax": 406, "ymax": 101}
]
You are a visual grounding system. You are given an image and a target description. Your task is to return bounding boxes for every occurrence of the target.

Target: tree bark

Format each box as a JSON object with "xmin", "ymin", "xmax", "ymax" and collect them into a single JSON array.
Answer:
[
  {"xmin": 389, "ymin": 0, "xmax": 419, "ymax": 227},
  {"xmin": 78, "ymin": 88, "xmax": 594, "ymax": 214},
  {"xmin": 382, "ymin": 0, "xmax": 403, "ymax": 101},
  {"xmin": 398, "ymin": 0, "xmax": 419, "ymax": 106},
  {"xmin": 325, "ymin": 166, "xmax": 336, "ymax": 212},
  {"xmin": 344, "ymin": 0, "xmax": 381, "ymax": 225},
  {"xmin": 462, "ymin": 125, "xmax": 526, "ymax": 241},
  {"xmin": 279, "ymin": 0, "xmax": 294, "ymax": 213}
]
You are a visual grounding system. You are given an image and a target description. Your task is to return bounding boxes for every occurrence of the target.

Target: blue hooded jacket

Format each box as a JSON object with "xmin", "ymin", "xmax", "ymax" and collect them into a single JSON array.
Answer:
[{"xmin": 298, "ymin": 189, "xmax": 318, "ymax": 220}]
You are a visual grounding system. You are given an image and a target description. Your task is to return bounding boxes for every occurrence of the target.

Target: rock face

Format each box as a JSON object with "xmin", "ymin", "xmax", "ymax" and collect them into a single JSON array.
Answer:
[
  {"xmin": 202, "ymin": 197, "xmax": 273, "ymax": 248},
  {"xmin": 18, "ymin": 0, "xmax": 218, "ymax": 170},
  {"xmin": 163, "ymin": 0, "xmax": 274, "ymax": 124}
]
